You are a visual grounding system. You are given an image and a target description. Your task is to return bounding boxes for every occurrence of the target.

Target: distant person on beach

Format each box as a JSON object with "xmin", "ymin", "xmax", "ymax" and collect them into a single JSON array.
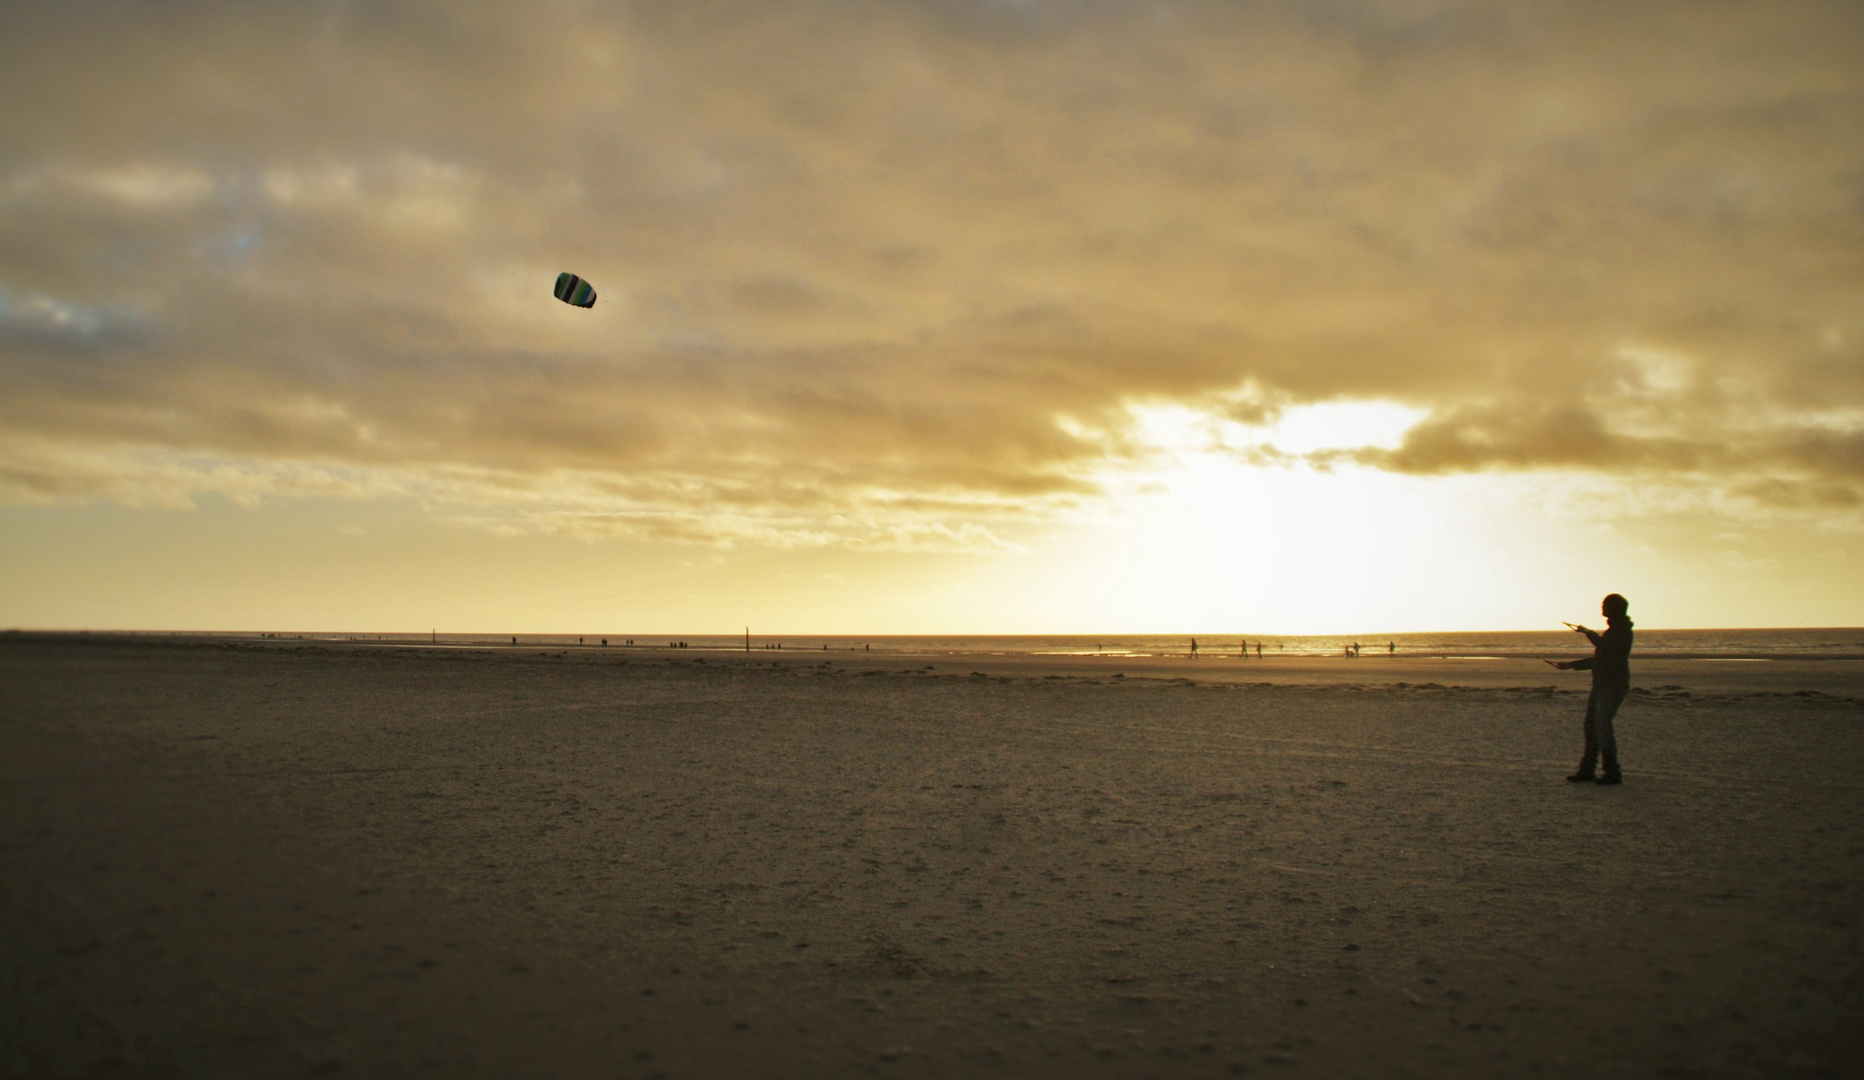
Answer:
[
  {"xmin": 1256, "ymin": 642, "xmax": 1262, "ymax": 658},
  {"xmin": 1190, "ymin": 638, "xmax": 1199, "ymax": 659},
  {"xmin": 1388, "ymin": 641, "xmax": 1395, "ymax": 655},
  {"xmin": 1546, "ymin": 593, "xmax": 1634, "ymax": 785}
]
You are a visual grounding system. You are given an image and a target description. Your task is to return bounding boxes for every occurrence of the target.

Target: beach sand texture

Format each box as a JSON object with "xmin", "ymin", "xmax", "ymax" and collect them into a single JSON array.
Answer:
[{"xmin": 4, "ymin": 637, "xmax": 1862, "ymax": 1078}]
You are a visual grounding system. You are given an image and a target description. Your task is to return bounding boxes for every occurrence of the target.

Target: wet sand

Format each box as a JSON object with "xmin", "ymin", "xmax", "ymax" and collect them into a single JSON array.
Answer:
[{"xmin": 4, "ymin": 635, "xmax": 1862, "ymax": 1078}]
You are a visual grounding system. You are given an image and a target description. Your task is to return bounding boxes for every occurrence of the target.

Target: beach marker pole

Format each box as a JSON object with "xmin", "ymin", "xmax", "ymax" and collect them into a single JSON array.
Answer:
[{"xmin": 745, "ymin": 626, "xmax": 750, "ymax": 652}]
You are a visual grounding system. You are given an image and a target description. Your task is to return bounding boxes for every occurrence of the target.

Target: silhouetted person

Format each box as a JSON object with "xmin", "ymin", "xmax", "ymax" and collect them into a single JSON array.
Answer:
[
  {"xmin": 1190, "ymin": 638, "xmax": 1199, "ymax": 659},
  {"xmin": 1546, "ymin": 593, "xmax": 1634, "ymax": 785},
  {"xmin": 1387, "ymin": 641, "xmax": 1395, "ymax": 655},
  {"xmin": 1255, "ymin": 642, "xmax": 1262, "ymax": 658}
]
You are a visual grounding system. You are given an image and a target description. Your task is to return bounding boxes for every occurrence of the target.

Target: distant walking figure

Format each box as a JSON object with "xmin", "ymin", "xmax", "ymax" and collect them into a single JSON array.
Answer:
[
  {"xmin": 1547, "ymin": 594, "xmax": 1634, "ymax": 785},
  {"xmin": 1190, "ymin": 638, "xmax": 1199, "ymax": 659}
]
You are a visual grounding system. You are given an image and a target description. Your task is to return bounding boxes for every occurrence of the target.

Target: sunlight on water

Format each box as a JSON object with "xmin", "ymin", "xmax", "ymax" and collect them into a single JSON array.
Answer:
[{"xmin": 123, "ymin": 628, "xmax": 1864, "ymax": 660}]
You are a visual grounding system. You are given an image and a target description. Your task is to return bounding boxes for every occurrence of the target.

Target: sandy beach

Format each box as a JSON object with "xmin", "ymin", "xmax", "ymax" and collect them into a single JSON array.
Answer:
[{"xmin": 4, "ymin": 634, "xmax": 1861, "ymax": 1078}]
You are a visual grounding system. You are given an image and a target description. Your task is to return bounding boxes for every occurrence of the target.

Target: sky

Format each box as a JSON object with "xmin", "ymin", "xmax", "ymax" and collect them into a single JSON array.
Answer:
[{"xmin": 2, "ymin": 0, "xmax": 1862, "ymax": 634}]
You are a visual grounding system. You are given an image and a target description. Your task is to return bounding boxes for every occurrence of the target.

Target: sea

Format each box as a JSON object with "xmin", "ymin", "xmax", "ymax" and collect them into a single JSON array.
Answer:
[{"xmin": 102, "ymin": 627, "xmax": 1864, "ymax": 661}]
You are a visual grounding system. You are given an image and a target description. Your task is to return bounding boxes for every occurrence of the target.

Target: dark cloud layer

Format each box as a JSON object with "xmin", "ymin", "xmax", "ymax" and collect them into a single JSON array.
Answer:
[{"xmin": 2, "ymin": 0, "xmax": 1861, "ymax": 540}]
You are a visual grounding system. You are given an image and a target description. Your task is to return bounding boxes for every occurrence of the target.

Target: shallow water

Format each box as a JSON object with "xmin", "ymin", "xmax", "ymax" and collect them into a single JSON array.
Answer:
[{"xmin": 90, "ymin": 626, "xmax": 1864, "ymax": 660}]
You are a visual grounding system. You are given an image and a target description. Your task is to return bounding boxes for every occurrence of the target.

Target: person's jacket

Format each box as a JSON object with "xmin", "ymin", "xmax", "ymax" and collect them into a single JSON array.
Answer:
[{"xmin": 1571, "ymin": 618, "xmax": 1633, "ymax": 691}]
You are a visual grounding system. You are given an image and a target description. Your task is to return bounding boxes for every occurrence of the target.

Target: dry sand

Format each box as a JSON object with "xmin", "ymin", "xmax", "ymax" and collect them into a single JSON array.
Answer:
[{"xmin": 4, "ymin": 635, "xmax": 1862, "ymax": 1078}]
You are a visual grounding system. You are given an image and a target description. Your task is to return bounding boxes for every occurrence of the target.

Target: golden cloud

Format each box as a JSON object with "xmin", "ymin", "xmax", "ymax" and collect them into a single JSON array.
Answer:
[{"xmin": 2, "ymin": 0, "xmax": 1861, "ymax": 535}]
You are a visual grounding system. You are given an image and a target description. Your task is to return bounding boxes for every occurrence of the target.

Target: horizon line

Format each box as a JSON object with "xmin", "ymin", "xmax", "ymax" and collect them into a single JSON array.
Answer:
[{"xmin": 8, "ymin": 625, "xmax": 1861, "ymax": 638}]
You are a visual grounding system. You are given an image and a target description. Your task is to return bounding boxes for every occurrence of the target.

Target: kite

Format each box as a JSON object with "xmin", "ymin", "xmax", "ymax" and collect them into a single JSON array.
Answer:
[{"xmin": 553, "ymin": 272, "xmax": 596, "ymax": 308}]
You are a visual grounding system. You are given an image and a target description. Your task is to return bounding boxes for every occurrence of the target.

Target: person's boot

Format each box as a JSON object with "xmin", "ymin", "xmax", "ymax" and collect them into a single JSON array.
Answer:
[
  {"xmin": 1566, "ymin": 757, "xmax": 1597, "ymax": 783},
  {"xmin": 1596, "ymin": 755, "xmax": 1622, "ymax": 785}
]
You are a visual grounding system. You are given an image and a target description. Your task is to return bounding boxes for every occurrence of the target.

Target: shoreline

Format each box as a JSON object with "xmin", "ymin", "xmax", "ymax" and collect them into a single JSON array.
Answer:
[
  {"xmin": 9, "ymin": 627, "xmax": 1864, "ymax": 665},
  {"xmin": 9, "ymin": 630, "xmax": 1862, "ymax": 695}
]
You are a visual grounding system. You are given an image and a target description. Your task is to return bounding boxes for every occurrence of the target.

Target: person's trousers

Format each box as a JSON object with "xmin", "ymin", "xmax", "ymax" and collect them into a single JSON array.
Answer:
[{"xmin": 1579, "ymin": 684, "xmax": 1628, "ymax": 773}]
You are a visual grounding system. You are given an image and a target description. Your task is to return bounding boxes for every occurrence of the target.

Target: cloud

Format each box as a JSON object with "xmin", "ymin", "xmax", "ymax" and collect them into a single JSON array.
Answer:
[
  {"xmin": 1, "ymin": 0, "xmax": 1861, "ymax": 533},
  {"xmin": 0, "ymin": 434, "xmax": 411, "ymax": 509},
  {"xmin": 492, "ymin": 508, "xmax": 1022, "ymax": 552},
  {"xmin": 0, "ymin": 289, "xmax": 150, "ymax": 350},
  {"xmin": 1332, "ymin": 373, "xmax": 1864, "ymax": 516}
]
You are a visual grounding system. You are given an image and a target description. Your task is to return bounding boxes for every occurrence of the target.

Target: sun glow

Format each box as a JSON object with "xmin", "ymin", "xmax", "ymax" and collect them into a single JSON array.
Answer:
[
  {"xmin": 1240, "ymin": 399, "xmax": 1425, "ymax": 455},
  {"xmin": 986, "ymin": 401, "xmax": 1551, "ymax": 634},
  {"xmin": 1039, "ymin": 470, "xmax": 1504, "ymax": 635},
  {"xmin": 1123, "ymin": 398, "xmax": 1425, "ymax": 458}
]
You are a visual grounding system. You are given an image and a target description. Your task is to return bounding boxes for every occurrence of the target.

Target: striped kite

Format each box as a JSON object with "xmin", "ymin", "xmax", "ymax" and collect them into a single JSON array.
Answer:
[{"xmin": 553, "ymin": 272, "xmax": 597, "ymax": 308}]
